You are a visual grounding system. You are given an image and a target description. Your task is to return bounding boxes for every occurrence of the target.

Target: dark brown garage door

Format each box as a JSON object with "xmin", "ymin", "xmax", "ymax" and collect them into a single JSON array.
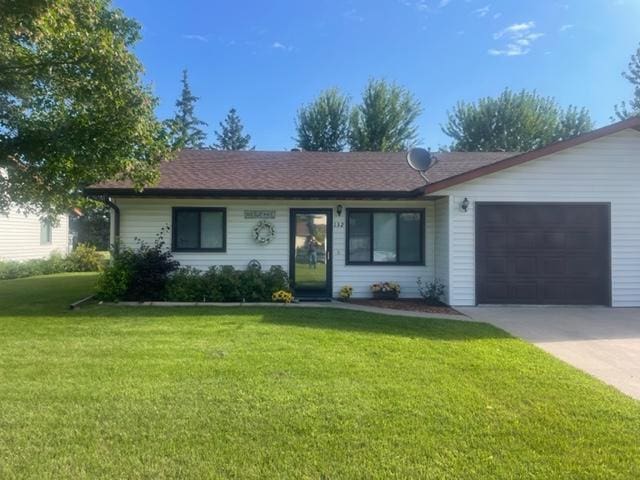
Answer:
[{"xmin": 476, "ymin": 203, "xmax": 610, "ymax": 305}]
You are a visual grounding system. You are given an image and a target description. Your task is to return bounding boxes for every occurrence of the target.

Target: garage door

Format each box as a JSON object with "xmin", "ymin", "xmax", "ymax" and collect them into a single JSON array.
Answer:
[{"xmin": 476, "ymin": 203, "xmax": 610, "ymax": 305}]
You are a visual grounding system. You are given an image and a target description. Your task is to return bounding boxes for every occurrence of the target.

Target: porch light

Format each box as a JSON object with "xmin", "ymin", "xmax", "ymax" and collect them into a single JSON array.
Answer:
[
  {"xmin": 461, "ymin": 197, "xmax": 470, "ymax": 212},
  {"xmin": 336, "ymin": 204, "xmax": 344, "ymax": 216}
]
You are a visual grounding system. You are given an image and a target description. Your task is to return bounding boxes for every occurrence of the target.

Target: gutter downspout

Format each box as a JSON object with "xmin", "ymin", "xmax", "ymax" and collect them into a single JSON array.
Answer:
[{"xmin": 104, "ymin": 197, "xmax": 120, "ymax": 244}]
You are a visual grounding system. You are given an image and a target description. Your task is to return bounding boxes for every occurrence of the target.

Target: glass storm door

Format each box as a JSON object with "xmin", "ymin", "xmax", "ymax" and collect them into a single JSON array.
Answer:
[{"xmin": 290, "ymin": 209, "xmax": 332, "ymax": 298}]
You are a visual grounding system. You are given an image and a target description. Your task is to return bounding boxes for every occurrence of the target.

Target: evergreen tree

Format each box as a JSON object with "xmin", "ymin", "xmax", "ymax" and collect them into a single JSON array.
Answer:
[
  {"xmin": 294, "ymin": 88, "xmax": 350, "ymax": 151},
  {"xmin": 349, "ymin": 79, "xmax": 422, "ymax": 152},
  {"xmin": 442, "ymin": 89, "xmax": 593, "ymax": 152},
  {"xmin": 213, "ymin": 108, "xmax": 253, "ymax": 150},
  {"xmin": 165, "ymin": 70, "xmax": 207, "ymax": 149},
  {"xmin": 614, "ymin": 43, "xmax": 640, "ymax": 120}
]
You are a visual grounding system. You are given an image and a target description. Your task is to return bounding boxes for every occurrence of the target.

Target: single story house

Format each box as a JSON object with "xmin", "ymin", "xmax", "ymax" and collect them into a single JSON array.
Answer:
[
  {"xmin": 0, "ymin": 207, "xmax": 70, "ymax": 261},
  {"xmin": 86, "ymin": 117, "xmax": 640, "ymax": 306}
]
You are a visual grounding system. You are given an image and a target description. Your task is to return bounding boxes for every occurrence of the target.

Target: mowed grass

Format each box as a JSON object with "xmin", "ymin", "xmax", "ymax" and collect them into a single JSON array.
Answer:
[{"xmin": 0, "ymin": 275, "xmax": 639, "ymax": 479}]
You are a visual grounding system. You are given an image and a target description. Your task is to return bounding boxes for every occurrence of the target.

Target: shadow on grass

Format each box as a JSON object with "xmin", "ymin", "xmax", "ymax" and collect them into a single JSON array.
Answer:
[
  {"xmin": 0, "ymin": 274, "xmax": 510, "ymax": 341},
  {"xmin": 256, "ymin": 307, "xmax": 510, "ymax": 341}
]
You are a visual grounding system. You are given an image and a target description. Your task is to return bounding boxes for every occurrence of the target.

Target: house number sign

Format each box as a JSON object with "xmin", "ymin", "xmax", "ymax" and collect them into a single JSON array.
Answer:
[{"xmin": 244, "ymin": 209, "xmax": 276, "ymax": 219}]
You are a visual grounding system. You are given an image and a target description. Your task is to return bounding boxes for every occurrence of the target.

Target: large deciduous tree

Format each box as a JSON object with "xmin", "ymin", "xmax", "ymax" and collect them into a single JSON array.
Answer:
[
  {"xmin": 165, "ymin": 69, "xmax": 208, "ymax": 149},
  {"xmin": 212, "ymin": 108, "xmax": 252, "ymax": 150},
  {"xmin": 442, "ymin": 89, "xmax": 593, "ymax": 152},
  {"xmin": 614, "ymin": 43, "xmax": 640, "ymax": 120},
  {"xmin": 294, "ymin": 88, "xmax": 350, "ymax": 151},
  {"xmin": 349, "ymin": 79, "xmax": 422, "ymax": 152},
  {"xmin": 0, "ymin": 0, "xmax": 170, "ymax": 216}
]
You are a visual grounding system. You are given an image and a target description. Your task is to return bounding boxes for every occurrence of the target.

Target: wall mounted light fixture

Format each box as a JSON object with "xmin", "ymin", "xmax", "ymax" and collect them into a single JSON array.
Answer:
[
  {"xmin": 336, "ymin": 204, "xmax": 344, "ymax": 216},
  {"xmin": 461, "ymin": 197, "xmax": 470, "ymax": 212}
]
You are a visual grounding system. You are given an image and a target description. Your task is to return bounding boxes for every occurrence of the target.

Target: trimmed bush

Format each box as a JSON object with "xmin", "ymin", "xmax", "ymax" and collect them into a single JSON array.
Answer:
[
  {"xmin": 65, "ymin": 244, "xmax": 107, "ymax": 272},
  {"xmin": 0, "ymin": 243, "xmax": 104, "ymax": 281},
  {"xmin": 163, "ymin": 264, "xmax": 290, "ymax": 303},
  {"xmin": 164, "ymin": 267, "xmax": 209, "ymax": 302}
]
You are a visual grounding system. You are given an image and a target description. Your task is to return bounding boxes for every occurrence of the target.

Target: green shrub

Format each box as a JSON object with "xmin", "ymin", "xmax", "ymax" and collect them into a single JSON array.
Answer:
[
  {"xmin": 95, "ymin": 250, "xmax": 133, "ymax": 301},
  {"xmin": 96, "ymin": 228, "xmax": 179, "ymax": 301},
  {"xmin": 417, "ymin": 277, "xmax": 447, "ymax": 305},
  {"xmin": 165, "ymin": 267, "xmax": 209, "ymax": 302},
  {"xmin": 214, "ymin": 266, "xmax": 243, "ymax": 302},
  {"xmin": 66, "ymin": 244, "xmax": 106, "ymax": 272},
  {"xmin": 0, "ymin": 244, "xmax": 106, "ymax": 281},
  {"xmin": 163, "ymin": 264, "xmax": 291, "ymax": 303}
]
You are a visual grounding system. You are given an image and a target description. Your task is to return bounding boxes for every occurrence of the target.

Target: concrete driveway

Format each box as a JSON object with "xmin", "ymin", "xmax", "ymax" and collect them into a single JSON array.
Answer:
[{"xmin": 459, "ymin": 306, "xmax": 640, "ymax": 400}]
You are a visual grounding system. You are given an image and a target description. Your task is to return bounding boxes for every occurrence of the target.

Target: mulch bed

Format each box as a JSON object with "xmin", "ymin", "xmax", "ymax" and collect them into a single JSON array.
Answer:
[{"xmin": 349, "ymin": 298, "xmax": 463, "ymax": 316}]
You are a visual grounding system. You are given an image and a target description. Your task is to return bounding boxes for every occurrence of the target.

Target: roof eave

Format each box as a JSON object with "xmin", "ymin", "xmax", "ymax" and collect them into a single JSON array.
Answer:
[
  {"xmin": 420, "ymin": 116, "xmax": 640, "ymax": 195},
  {"xmin": 83, "ymin": 187, "xmax": 425, "ymax": 200}
]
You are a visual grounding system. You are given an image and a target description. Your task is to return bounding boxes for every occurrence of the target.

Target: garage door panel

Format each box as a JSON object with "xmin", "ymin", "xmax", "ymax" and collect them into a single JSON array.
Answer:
[
  {"xmin": 566, "ymin": 231, "xmax": 594, "ymax": 249},
  {"xmin": 510, "ymin": 231, "xmax": 537, "ymax": 249},
  {"xmin": 513, "ymin": 282, "xmax": 538, "ymax": 302},
  {"xmin": 542, "ymin": 231, "xmax": 566, "ymax": 249},
  {"xmin": 484, "ymin": 206, "xmax": 509, "ymax": 225},
  {"xmin": 485, "ymin": 256, "xmax": 507, "ymax": 275},
  {"xmin": 514, "ymin": 256, "xmax": 537, "ymax": 275},
  {"xmin": 541, "ymin": 257, "xmax": 565, "ymax": 275},
  {"xmin": 476, "ymin": 203, "xmax": 610, "ymax": 305}
]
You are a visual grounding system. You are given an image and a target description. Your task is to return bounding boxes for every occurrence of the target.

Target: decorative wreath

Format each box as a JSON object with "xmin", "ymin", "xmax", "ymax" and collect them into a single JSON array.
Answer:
[{"xmin": 253, "ymin": 220, "xmax": 275, "ymax": 245}]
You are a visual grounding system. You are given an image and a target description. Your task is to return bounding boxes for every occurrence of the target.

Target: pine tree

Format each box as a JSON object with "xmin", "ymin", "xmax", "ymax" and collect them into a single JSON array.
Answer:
[
  {"xmin": 212, "ymin": 108, "xmax": 253, "ymax": 150},
  {"xmin": 165, "ymin": 70, "xmax": 208, "ymax": 149},
  {"xmin": 614, "ymin": 43, "xmax": 640, "ymax": 120}
]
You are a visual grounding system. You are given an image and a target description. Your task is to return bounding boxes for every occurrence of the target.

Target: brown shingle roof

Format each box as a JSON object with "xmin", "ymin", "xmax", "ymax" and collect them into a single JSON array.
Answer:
[{"xmin": 86, "ymin": 149, "xmax": 517, "ymax": 197}]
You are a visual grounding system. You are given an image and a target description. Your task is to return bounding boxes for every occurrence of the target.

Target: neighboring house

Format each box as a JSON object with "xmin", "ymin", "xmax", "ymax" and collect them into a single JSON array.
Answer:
[
  {"xmin": 0, "ymin": 207, "xmax": 70, "ymax": 261},
  {"xmin": 86, "ymin": 117, "xmax": 640, "ymax": 306}
]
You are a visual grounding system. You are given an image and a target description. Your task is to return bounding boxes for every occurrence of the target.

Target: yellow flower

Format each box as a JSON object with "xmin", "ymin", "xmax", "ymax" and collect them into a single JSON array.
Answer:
[{"xmin": 272, "ymin": 290, "xmax": 293, "ymax": 303}]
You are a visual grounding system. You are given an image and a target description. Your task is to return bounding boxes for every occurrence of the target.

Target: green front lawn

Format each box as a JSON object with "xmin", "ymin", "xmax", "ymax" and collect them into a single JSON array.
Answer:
[{"xmin": 1, "ymin": 274, "xmax": 639, "ymax": 479}]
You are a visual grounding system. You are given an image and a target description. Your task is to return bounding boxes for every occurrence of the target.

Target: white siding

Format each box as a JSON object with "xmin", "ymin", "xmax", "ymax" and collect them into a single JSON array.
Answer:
[
  {"xmin": 436, "ymin": 128, "xmax": 640, "ymax": 307},
  {"xmin": 0, "ymin": 207, "xmax": 69, "ymax": 261},
  {"xmin": 434, "ymin": 197, "xmax": 450, "ymax": 304},
  {"xmin": 114, "ymin": 198, "xmax": 436, "ymax": 298}
]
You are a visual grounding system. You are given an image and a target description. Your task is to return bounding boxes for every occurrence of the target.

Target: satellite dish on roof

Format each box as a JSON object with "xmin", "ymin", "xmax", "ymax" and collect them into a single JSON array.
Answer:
[{"xmin": 407, "ymin": 147, "xmax": 437, "ymax": 183}]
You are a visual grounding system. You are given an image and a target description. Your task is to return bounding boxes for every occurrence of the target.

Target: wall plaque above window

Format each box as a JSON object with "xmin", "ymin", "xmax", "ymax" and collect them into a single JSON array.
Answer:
[{"xmin": 244, "ymin": 209, "xmax": 276, "ymax": 219}]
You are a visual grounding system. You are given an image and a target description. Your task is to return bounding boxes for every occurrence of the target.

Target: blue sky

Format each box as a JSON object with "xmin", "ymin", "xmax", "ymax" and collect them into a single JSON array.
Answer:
[{"xmin": 115, "ymin": 0, "xmax": 639, "ymax": 150}]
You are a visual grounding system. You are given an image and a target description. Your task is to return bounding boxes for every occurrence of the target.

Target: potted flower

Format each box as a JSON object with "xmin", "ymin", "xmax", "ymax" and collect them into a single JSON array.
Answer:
[{"xmin": 370, "ymin": 282, "xmax": 400, "ymax": 300}]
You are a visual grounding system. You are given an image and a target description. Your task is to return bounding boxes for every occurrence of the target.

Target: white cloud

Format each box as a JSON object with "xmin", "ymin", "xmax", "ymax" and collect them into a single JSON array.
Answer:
[
  {"xmin": 489, "ymin": 21, "xmax": 544, "ymax": 56},
  {"xmin": 474, "ymin": 5, "xmax": 490, "ymax": 17},
  {"xmin": 493, "ymin": 21, "xmax": 535, "ymax": 39},
  {"xmin": 271, "ymin": 41, "xmax": 293, "ymax": 52},
  {"xmin": 559, "ymin": 23, "xmax": 574, "ymax": 32},
  {"xmin": 182, "ymin": 34, "xmax": 208, "ymax": 43},
  {"xmin": 399, "ymin": 0, "xmax": 452, "ymax": 12},
  {"xmin": 493, "ymin": 12, "xmax": 502, "ymax": 19}
]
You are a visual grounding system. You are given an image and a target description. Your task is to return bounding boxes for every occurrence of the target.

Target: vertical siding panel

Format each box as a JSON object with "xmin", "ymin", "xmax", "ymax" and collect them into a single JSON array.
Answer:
[{"xmin": 434, "ymin": 197, "xmax": 450, "ymax": 304}]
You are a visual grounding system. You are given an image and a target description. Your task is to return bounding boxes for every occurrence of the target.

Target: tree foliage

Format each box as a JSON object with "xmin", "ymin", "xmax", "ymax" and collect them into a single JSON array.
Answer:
[
  {"xmin": 0, "ymin": 0, "xmax": 171, "ymax": 216},
  {"xmin": 294, "ymin": 88, "xmax": 350, "ymax": 151},
  {"xmin": 442, "ymin": 89, "xmax": 594, "ymax": 152},
  {"xmin": 614, "ymin": 43, "xmax": 640, "ymax": 120},
  {"xmin": 349, "ymin": 79, "xmax": 422, "ymax": 152},
  {"xmin": 213, "ymin": 108, "xmax": 252, "ymax": 150},
  {"xmin": 165, "ymin": 69, "xmax": 208, "ymax": 149}
]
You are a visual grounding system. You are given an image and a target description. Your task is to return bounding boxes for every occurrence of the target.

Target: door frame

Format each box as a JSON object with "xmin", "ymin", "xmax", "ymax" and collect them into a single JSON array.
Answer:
[
  {"xmin": 289, "ymin": 208, "xmax": 333, "ymax": 299},
  {"xmin": 474, "ymin": 201, "xmax": 612, "ymax": 306}
]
